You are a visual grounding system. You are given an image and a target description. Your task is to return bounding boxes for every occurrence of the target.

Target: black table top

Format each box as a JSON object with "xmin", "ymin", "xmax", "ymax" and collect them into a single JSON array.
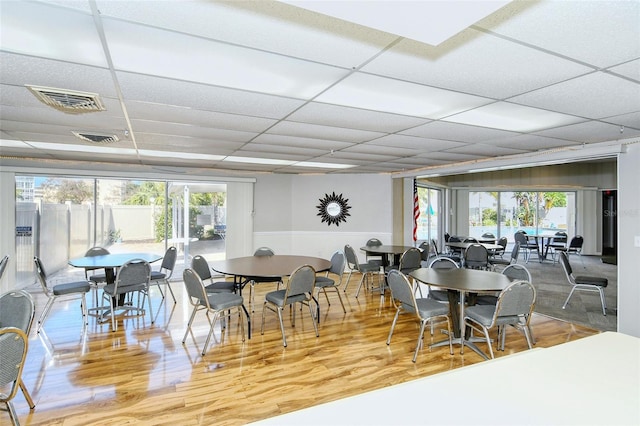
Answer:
[
  {"xmin": 409, "ymin": 268, "xmax": 512, "ymax": 293},
  {"xmin": 360, "ymin": 245, "xmax": 416, "ymax": 255},
  {"xmin": 210, "ymin": 255, "xmax": 331, "ymax": 278},
  {"xmin": 68, "ymin": 252, "xmax": 163, "ymax": 268},
  {"xmin": 445, "ymin": 242, "xmax": 502, "ymax": 251}
]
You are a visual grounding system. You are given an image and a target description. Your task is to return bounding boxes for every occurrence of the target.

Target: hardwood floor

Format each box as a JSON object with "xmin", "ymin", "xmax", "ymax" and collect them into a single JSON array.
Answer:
[{"xmin": 9, "ymin": 274, "xmax": 599, "ymax": 425}]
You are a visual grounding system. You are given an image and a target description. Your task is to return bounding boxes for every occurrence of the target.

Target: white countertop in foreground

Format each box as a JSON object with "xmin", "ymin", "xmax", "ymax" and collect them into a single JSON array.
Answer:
[{"xmin": 252, "ymin": 332, "xmax": 640, "ymax": 425}]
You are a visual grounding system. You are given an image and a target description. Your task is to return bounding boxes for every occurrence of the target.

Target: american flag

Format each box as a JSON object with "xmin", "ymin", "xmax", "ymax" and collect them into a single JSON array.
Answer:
[{"xmin": 413, "ymin": 179, "xmax": 419, "ymax": 242}]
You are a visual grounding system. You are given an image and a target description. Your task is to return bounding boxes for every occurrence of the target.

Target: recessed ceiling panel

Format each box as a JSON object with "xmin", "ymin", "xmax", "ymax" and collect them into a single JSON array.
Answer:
[
  {"xmin": 316, "ymin": 73, "xmax": 491, "ymax": 118},
  {"xmin": 482, "ymin": 134, "xmax": 576, "ymax": 151},
  {"xmin": 267, "ymin": 121, "xmax": 384, "ymax": 143},
  {"xmin": 0, "ymin": 2, "xmax": 107, "ymax": 67},
  {"xmin": 443, "ymin": 102, "xmax": 586, "ymax": 132},
  {"xmin": 367, "ymin": 134, "xmax": 466, "ymax": 151},
  {"xmin": 446, "ymin": 143, "xmax": 527, "ymax": 157},
  {"xmin": 104, "ymin": 18, "xmax": 350, "ymax": 99},
  {"xmin": 96, "ymin": 0, "xmax": 396, "ymax": 69},
  {"xmin": 401, "ymin": 120, "xmax": 520, "ymax": 142},
  {"xmin": 362, "ymin": 30, "xmax": 593, "ymax": 99},
  {"xmin": 344, "ymin": 143, "xmax": 419, "ymax": 157},
  {"xmin": 476, "ymin": 0, "xmax": 640, "ymax": 68},
  {"xmin": 607, "ymin": 59, "xmax": 640, "ymax": 81},
  {"xmin": 533, "ymin": 121, "xmax": 640, "ymax": 144},
  {"xmin": 510, "ymin": 72, "xmax": 640, "ymax": 119},
  {"xmin": 134, "ymin": 134, "xmax": 244, "ymax": 153},
  {"xmin": 252, "ymin": 134, "xmax": 353, "ymax": 151},
  {"xmin": 116, "ymin": 72, "xmax": 305, "ymax": 119},
  {"xmin": 130, "ymin": 120, "xmax": 256, "ymax": 142},
  {"xmin": 124, "ymin": 101, "xmax": 277, "ymax": 133},
  {"xmin": 287, "ymin": 102, "xmax": 430, "ymax": 133}
]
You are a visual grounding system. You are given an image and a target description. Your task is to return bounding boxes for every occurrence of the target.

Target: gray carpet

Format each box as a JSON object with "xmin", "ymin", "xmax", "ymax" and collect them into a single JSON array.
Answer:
[{"xmin": 512, "ymin": 252, "xmax": 617, "ymax": 331}]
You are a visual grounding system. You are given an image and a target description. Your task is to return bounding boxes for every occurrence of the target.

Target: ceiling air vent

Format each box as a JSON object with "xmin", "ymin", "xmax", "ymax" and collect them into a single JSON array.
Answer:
[
  {"xmin": 72, "ymin": 131, "xmax": 119, "ymax": 144},
  {"xmin": 26, "ymin": 85, "xmax": 105, "ymax": 113}
]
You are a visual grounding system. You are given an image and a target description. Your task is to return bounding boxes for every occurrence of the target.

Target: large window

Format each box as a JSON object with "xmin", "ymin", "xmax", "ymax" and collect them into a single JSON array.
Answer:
[
  {"xmin": 469, "ymin": 191, "xmax": 575, "ymax": 242},
  {"xmin": 15, "ymin": 175, "xmax": 226, "ymax": 286},
  {"xmin": 416, "ymin": 186, "xmax": 442, "ymax": 243}
]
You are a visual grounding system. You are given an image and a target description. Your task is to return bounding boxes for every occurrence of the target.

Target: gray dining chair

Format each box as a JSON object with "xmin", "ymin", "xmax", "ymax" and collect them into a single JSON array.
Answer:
[
  {"xmin": 247, "ymin": 247, "xmax": 282, "ymax": 309},
  {"xmin": 261, "ymin": 264, "xmax": 318, "ymax": 347},
  {"xmin": 463, "ymin": 243, "xmax": 490, "ymax": 270},
  {"xmin": 34, "ymin": 256, "xmax": 91, "ymax": 333},
  {"xmin": 490, "ymin": 242, "xmax": 520, "ymax": 270},
  {"xmin": 82, "ymin": 247, "xmax": 110, "ymax": 317},
  {"xmin": 0, "ymin": 290, "xmax": 36, "ymax": 413},
  {"xmin": 191, "ymin": 255, "xmax": 236, "ymax": 293},
  {"xmin": 559, "ymin": 251, "xmax": 607, "ymax": 316},
  {"xmin": 0, "ymin": 327, "xmax": 29, "ymax": 426},
  {"xmin": 315, "ymin": 250, "xmax": 347, "ymax": 315},
  {"xmin": 514, "ymin": 231, "xmax": 539, "ymax": 263},
  {"xmin": 462, "ymin": 280, "xmax": 536, "ymax": 359},
  {"xmin": 344, "ymin": 244, "xmax": 381, "ymax": 297},
  {"xmin": 101, "ymin": 259, "xmax": 152, "ymax": 332},
  {"xmin": 426, "ymin": 256, "xmax": 459, "ymax": 303},
  {"xmin": 149, "ymin": 246, "xmax": 178, "ymax": 303},
  {"xmin": 386, "ymin": 269, "xmax": 453, "ymax": 362},
  {"xmin": 182, "ymin": 268, "xmax": 247, "ymax": 356},
  {"xmin": 555, "ymin": 235, "xmax": 585, "ymax": 267},
  {"xmin": 364, "ymin": 238, "xmax": 384, "ymax": 269}
]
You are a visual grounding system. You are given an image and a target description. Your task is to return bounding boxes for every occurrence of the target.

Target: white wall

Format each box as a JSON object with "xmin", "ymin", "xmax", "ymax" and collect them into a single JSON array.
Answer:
[
  {"xmin": 254, "ymin": 174, "xmax": 393, "ymax": 263},
  {"xmin": 617, "ymin": 144, "xmax": 640, "ymax": 337}
]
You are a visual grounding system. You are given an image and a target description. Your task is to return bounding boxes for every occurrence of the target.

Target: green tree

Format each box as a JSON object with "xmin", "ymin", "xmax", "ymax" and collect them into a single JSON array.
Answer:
[{"xmin": 41, "ymin": 178, "xmax": 92, "ymax": 204}]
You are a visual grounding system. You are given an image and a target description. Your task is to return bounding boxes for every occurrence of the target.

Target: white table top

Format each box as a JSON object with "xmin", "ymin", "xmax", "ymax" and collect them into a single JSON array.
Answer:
[{"xmin": 252, "ymin": 332, "xmax": 640, "ymax": 425}]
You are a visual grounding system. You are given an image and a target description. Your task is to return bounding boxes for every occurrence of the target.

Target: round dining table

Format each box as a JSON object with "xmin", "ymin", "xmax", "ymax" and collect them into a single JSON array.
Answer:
[
  {"xmin": 359, "ymin": 245, "xmax": 415, "ymax": 268},
  {"xmin": 409, "ymin": 267, "xmax": 513, "ymax": 359}
]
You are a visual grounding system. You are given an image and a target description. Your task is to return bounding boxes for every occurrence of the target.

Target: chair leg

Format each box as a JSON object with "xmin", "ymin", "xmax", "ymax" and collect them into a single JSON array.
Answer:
[
  {"xmin": 182, "ymin": 306, "xmax": 199, "ymax": 343},
  {"xmin": 165, "ymin": 279, "xmax": 177, "ymax": 304},
  {"xmin": 203, "ymin": 312, "xmax": 220, "ymax": 355},
  {"xmin": 413, "ymin": 321, "xmax": 427, "ymax": 362},
  {"xmin": 562, "ymin": 286, "xmax": 577, "ymax": 309},
  {"xmin": 598, "ymin": 287, "xmax": 607, "ymax": 316},
  {"xmin": 19, "ymin": 380, "xmax": 35, "ymax": 409},
  {"xmin": 277, "ymin": 307, "xmax": 287, "ymax": 347},
  {"xmin": 37, "ymin": 296, "xmax": 55, "ymax": 333},
  {"xmin": 6, "ymin": 400, "xmax": 19, "ymax": 426},
  {"xmin": 386, "ymin": 309, "xmax": 400, "ymax": 345},
  {"xmin": 355, "ymin": 273, "xmax": 367, "ymax": 298},
  {"xmin": 343, "ymin": 270, "xmax": 353, "ymax": 293}
]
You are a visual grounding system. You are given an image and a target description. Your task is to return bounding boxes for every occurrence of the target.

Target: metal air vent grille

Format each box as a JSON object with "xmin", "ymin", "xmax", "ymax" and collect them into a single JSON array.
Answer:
[
  {"xmin": 26, "ymin": 85, "xmax": 105, "ymax": 113},
  {"xmin": 72, "ymin": 131, "xmax": 119, "ymax": 144}
]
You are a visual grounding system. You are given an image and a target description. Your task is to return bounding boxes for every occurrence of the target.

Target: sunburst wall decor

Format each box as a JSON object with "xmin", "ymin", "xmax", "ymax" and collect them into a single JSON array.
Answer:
[{"xmin": 317, "ymin": 192, "xmax": 351, "ymax": 226}]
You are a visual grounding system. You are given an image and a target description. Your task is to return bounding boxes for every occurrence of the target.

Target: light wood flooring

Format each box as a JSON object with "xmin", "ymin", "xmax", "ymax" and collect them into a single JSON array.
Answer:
[{"xmin": 8, "ymin": 273, "xmax": 599, "ymax": 425}]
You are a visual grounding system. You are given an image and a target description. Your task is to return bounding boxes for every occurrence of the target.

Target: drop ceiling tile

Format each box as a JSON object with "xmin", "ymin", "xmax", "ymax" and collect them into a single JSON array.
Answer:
[
  {"xmin": 362, "ymin": 29, "xmax": 593, "ymax": 99},
  {"xmin": 401, "ymin": 120, "xmax": 520, "ymax": 142},
  {"xmin": 134, "ymin": 134, "xmax": 244, "ymax": 153},
  {"xmin": 423, "ymin": 151, "xmax": 484, "ymax": 162},
  {"xmin": 0, "ymin": 53, "xmax": 117, "ymax": 98},
  {"xmin": 343, "ymin": 143, "xmax": 419, "ymax": 157},
  {"xmin": 96, "ymin": 0, "xmax": 396, "ymax": 69},
  {"xmin": 485, "ymin": 134, "xmax": 578, "ymax": 151},
  {"xmin": 267, "ymin": 121, "xmax": 384, "ymax": 143},
  {"xmin": 124, "ymin": 101, "xmax": 277, "ymax": 133},
  {"xmin": 315, "ymin": 72, "xmax": 491, "ymax": 119},
  {"xmin": 476, "ymin": 0, "xmax": 640, "ymax": 68},
  {"xmin": 116, "ymin": 72, "xmax": 306, "ymax": 119},
  {"xmin": 366, "ymin": 134, "xmax": 466, "ymax": 151},
  {"xmin": 1, "ymin": 2, "xmax": 107, "ymax": 67},
  {"xmin": 252, "ymin": 134, "xmax": 353, "ymax": 151},
  {"xmin": 104, "ymin": 18, "xmax": 350, "ymax": 99},
  {"xmin": 446, "ymin": 143, "xmax": 527, "ymax": 157},
  {"xmin": 443, "ymin": 102, "xmax": 586, "ymax": 132},
  {"xmin": 600, "ymin": 112, "xmax": 640, "ymax": 130},
  {"xmin": 287, "ymin": 102, "xmax": 430, "ymax": 133},
  {"xmin": 510, "ymin": 72, "xmax": 640, "ymax": 119},
  {"xmin": 239, "ymin": 143, "xmax": 326, "ymax": 157},
  {"xmin": 0, "ymin": 105, "xmax": 127, "ymax": 133},
  {"xmin": 233, "ymin": 150, "xmax": 312, "ymax": 162},
  {"xmin": 130, "ymin": 120, "xmax": 256, "ymax": 142},
  {"xmin": 533, "ymin": 121, "xmax": 640, "ymax": 144},
  {"xmin": 319, "ymin": 150, "xmax": 397, "ymax": 162},
  {"xmin": 607, "ymin": 59, "xmax": 640, "ymax": 81}
]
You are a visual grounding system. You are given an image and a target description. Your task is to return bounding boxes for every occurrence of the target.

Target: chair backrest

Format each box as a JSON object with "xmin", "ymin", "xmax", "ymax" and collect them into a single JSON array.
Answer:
[
  {"xmin": 254, "ymin": 247, "xmax": 275, "ymax": 256},
  {"xmin": 497, "ymin": 237, "xmax": 508, "ymax": 250},
  {"xmin": 285, "ymin": 264, "xmax": 316, "ymax": 300},
  {"xmin": 568, "ymin": 235, "xmax": 584, "ymax": 250},
  {"xmin": 502, "ymin": 264, "xmax": 532, "ymax": 283},
  {"xmin": 387, "ymin": 270, "xmax": 417, "ymax": 314},
  {"xmin": 552, "ymin": 231, "xmax": 568, "ymax": 244},
  {"xmin": 464, "ymin": 244, "xmax": 488, "ymax": 269},
  {"xmin": 463, "ymin": 237, "xmax": 478, "ymax": 243},
  {"xmin": 85, "ymin": 247, "xmax": 110, "ymax": 257},
  {"xmin": 0, "ymin": 327, "xmax": 29, "ymax": 401},
  {"xmin": 328, "ymin": 250, "xmax": 346, "ymax": 276},
  {"xmin": 495, "ymin": 280, "xmax": 536, "ymax": 320},
  {"xmin": 33, "ymin": 256, "xmax": 51, "ymax": 294},
  {"xmin": 183, "ymin": 268, "xmax": 208, "ymax": 308},
  {"xmin": 366, "ymin": 238, "xmax": 382, "ymax": 247},
  {"xmin": 448, "ymin": 236, "xmax": 462, "ymax": 243},
  {"xmin": 510, "ymin": 242, "xmax": 521, "ymax": 262},
  {"xmin": 160, "ymin": 246, "xmax": 178, "ymax": 272},
  {"xmin": 0, "ymin": 255, "xmax": 9, "ymax": 280},
  {"xmin": 444, "ymin": 233, "xmax": 451, "ymax": 242},
  {"xmin": 559, "ymin": 251, "xmax": 574, "ymax": 281},
  {"xmin": 418, "ymin": 241, "xmax": 431, "ymax": 261},
  {"xmin": 430, "ymin": 239, "xmax": 440, "ymax": 256},
  {"xmin": 481, "ymin": 232, "xmax": 495, "ymax": 239},
  {"xmin": 514, "ymin": 232, "xmax": 528, "ymax": 246},
  {"xmin": 114, "ymin": 259, "xmax": 151, "ymax": 294},
  {"xmin": 399, "ymin": 247, "xmax": 422, "ymax": 271},
  {"xmin": 344, "ymin": 244, "xmax": 360, "ymax": 271},
  {"xmin": 0, "ymin": 290, "xmax": 35, "ymax": 334},
  {"xmin": 191, "ymin": 255, "xmax": 213, "ymax": 282},
  {"xmin": 428, "ymin": 257, "xmax": 459, "ymax": 269}
]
